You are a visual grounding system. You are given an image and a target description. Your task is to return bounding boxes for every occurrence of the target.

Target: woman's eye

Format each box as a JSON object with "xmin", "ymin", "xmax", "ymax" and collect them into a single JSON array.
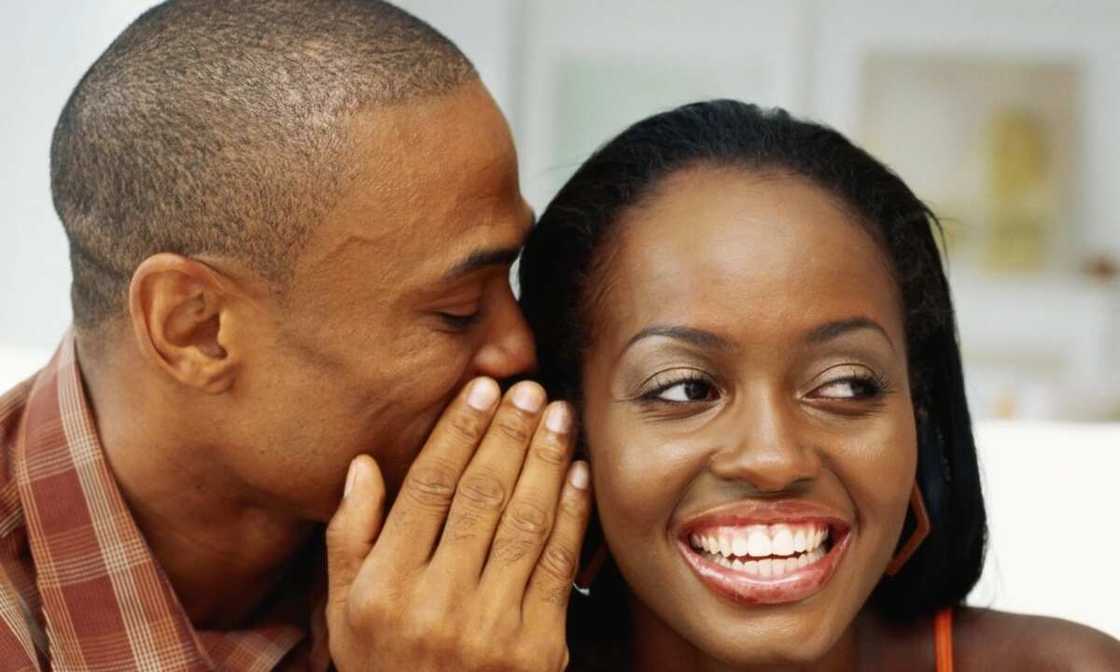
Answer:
[
  {"xmin": 813, "ymin": 377, "xmax": 881, "ymax": 400},
  {"xmin": 649, "ymin": 378, "xmax": 718, "ymax": 403}
]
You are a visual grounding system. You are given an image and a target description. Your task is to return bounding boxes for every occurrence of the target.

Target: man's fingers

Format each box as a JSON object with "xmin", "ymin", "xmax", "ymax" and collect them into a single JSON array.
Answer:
[
  {"xmin": 478, "ymin": 401, "xmax": 575, "ymax": 598},
  {"xmin": 372, "ymin": 377, "xmax": 501, "ymax": 566},
  {"xmin": 523, "ymin": 460, "xmax": 592, "ymax": 623},
  {"xmin": 326, "ymin": 455, "xmax": 387, "ymax": 603},
  {"xmin": 429, "ymin": 382, "xmax": 547, "ymax": 580}
]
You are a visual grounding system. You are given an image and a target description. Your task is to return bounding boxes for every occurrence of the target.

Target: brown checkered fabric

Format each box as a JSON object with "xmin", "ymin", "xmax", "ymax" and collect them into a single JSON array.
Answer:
[{"xmin": 0, "ymin": 334, "xmax": 328, "ymax": 671}]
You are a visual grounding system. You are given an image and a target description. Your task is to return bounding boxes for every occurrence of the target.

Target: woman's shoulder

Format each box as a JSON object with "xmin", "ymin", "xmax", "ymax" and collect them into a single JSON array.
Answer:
[{"xmin": 955, "ymin": 607, "xmax": 1120, "ymax": 670}]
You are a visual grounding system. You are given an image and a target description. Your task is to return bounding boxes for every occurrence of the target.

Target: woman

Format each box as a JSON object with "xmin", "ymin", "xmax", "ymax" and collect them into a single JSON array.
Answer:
[{"xmin": 517, "ymin": 101, "xmax": 1119, "ymax": 670}]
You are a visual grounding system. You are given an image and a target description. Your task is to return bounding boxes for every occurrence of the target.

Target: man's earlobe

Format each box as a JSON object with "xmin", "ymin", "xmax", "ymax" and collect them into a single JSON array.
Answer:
[{"xmin": 128, "ymin": 253, "xmax": 239, "ymax": 394}]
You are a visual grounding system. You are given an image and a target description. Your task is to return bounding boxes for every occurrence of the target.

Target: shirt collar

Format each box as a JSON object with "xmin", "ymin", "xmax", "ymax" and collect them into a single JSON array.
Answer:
[{"xmin": 14, "ymin": 332, "xmax": 312, "ymax": 670}]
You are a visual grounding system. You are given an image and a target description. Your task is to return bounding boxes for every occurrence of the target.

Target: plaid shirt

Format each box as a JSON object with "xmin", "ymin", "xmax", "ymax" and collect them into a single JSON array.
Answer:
[{"xmin": 0, "ymin": 334, "xmax": 330, "ymax": 671}]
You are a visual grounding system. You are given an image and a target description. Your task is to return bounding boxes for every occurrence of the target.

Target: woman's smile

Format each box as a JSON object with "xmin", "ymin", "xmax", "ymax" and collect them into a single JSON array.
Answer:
[{"xmin": 675, "ymin": 500, "xmax": 853, "ymax": 606}]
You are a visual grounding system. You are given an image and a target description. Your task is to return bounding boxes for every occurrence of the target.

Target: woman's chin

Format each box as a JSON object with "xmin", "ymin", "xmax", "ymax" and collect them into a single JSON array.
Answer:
[{"xmin": 684, "ymin": 615, "xmax": 850, "ymax": 670}]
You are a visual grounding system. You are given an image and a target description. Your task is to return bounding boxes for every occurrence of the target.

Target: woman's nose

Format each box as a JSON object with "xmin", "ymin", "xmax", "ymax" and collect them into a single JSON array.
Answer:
[{"xmin": 707, "ymin": 387, "xmax": 822, "ymax": 492}]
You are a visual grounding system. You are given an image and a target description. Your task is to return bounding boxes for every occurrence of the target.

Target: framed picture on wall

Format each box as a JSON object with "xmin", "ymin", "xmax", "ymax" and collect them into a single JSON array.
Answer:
[{"xmin": 858, "ymin": 54, "xmax": 1081, "ymax": 276}]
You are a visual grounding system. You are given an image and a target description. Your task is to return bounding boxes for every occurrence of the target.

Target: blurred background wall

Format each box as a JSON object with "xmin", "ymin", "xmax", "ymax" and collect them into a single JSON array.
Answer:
[{"xmin": 2, "ymin": 0, "xmax": 1117, "ymax": 634}]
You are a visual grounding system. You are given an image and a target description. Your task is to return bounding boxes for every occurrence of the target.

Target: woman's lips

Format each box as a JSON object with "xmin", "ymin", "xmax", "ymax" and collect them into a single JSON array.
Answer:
[{"xmin": 676, "ymin": 501, "xmax": 852, "ymax": 606}]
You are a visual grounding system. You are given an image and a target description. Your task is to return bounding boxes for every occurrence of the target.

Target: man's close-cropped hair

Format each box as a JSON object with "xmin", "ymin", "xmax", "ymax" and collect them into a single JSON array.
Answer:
[
  {"xmin": 51, "ymin": 0, "xmax": 477, "ymax": 331},
  {"xmin": 517, "ymin": 99, "xmax": 988, "ymax": 668}
]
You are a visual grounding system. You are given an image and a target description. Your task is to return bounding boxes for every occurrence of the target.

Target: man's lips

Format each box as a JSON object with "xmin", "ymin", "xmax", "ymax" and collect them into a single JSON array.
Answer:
[{"xmin": 675, "ymin": 500, "xmax": 853, "ymax": 606}]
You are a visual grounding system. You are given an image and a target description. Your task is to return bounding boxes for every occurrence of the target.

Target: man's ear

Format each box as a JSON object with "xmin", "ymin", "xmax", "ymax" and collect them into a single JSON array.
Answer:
[{"xmin": 128, "ymin": 253, "xmax": 241, "ymax": 394}]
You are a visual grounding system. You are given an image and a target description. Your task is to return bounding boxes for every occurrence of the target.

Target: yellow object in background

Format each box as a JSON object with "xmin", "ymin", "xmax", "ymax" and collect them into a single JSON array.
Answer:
[{"xmin": 983, "ymin": 109, "xmax": 1055, "ymax": 273}]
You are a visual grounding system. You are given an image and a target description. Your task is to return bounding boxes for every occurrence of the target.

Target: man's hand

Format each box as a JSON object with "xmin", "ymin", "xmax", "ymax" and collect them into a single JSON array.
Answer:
[{"xmin": 325, "ymin": 378, "xmax": 591, "ymax": 672}]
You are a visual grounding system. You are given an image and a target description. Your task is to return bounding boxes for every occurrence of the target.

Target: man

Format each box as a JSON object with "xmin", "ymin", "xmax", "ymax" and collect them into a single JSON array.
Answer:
[{"xmin": 0, "ymin": 2, "xmax": 590, "ymax": 670}]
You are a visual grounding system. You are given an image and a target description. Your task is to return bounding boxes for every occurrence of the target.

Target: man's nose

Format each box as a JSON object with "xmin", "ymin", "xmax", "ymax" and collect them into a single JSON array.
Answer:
[
  {"xmin": 708, "ymin": 387, "xmax": 822, "ymax": 492},
  {"xmin": 471, "ymin": 287, "xmax": 538, "ymax": 381}
]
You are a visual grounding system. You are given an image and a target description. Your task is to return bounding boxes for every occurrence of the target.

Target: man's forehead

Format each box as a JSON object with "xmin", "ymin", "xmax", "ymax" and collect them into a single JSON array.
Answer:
[
  {"xmin": 346, "ymin": 82, "xmax": 515, "ymax": 174},
  {"xmin": 336, "ymin": 100, "xmax": 522, "ymax": 227},
  {"xmin": 297, "ymin": 82, "xmax": 528, "ymax": 285},
  {"xmin": 301, "ymin": 196, "xmax": 531, "ymax": 289}
]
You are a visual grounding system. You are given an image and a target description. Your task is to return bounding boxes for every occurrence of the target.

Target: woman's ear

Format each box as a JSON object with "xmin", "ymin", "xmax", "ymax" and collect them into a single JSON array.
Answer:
[{"xmin": 128, "ymin": 253, "xmax": 240, "ymax": 394}]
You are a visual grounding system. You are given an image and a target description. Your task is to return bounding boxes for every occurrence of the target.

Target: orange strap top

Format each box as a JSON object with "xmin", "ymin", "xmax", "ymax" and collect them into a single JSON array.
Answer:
[{"xmin": 934, "ymin": 608, "xmax": 955, "ymax": 672}]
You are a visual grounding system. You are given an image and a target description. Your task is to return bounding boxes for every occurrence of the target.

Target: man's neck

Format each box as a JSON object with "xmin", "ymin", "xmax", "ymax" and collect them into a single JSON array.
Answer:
[{"xmin": 78, "ymin": 340, "xmax": 316, "ymax": 628}]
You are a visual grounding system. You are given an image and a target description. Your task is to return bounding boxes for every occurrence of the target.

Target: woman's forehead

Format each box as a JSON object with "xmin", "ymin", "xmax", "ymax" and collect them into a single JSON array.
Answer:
[{"xmin": 593, "ymin": 167, "xmax": 904, "ymax": 349}]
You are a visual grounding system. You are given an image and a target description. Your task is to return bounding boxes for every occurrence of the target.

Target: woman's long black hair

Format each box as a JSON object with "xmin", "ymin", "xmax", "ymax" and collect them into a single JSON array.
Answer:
[{"xmin": 517, "ymin": 100, "xmax": 987, "ymax": 670}]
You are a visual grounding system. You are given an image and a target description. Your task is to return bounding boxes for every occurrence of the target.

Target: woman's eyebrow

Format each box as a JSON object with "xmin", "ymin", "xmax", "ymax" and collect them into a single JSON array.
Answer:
[
  {"xmin": 805, "ymin": 317, "xmax": 895, "ymax": 351},
  {"xmin": 623, "ymin": 325, "xmax": 735, "ymax": 353}
]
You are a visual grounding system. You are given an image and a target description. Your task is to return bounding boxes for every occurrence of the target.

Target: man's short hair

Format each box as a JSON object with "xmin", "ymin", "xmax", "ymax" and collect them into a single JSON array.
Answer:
[{"xmin": 51, "ymin": 0, "xmax": 477, "ymax": 330}]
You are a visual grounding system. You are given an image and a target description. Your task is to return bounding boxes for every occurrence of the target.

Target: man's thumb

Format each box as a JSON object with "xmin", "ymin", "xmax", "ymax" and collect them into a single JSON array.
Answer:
[{"xmin": 326, "ymin": 455, "xmax": 386, "ymax": 598}]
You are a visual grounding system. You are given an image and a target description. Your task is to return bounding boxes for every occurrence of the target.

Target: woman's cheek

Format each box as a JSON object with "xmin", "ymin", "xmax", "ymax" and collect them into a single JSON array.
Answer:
[
  {"xmin": 835, "ymin": 414, "xmax": 918, "ymax": 573},
  {"xmin": 591, "ymin": 419, "xmax": 707, "ymax": 552}
]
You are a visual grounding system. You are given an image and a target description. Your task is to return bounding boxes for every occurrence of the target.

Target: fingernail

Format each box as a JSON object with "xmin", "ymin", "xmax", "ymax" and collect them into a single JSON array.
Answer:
[
  {"xmin": 511, "ymin": 382, "xmax": 545, "ymax": 413},
  {"xmin": 344, "ymin": 458, "xmax": 361, "ymax": 498},
  {"xmin": 568, "ymin": 460, "xmax": 590, "ymax": 490},
  {"xmin": 466, "ymin": 378, "xmax": 500, "ymax": 411},
  {"xmin": 545, "ymin": 402, "xmax": 571, "ymax": 433}
]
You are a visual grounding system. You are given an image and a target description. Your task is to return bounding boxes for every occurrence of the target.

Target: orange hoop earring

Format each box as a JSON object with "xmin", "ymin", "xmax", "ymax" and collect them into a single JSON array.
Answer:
[{"xmin": 885, "ymin": 483, "xmax": 931, "ymax": 576}]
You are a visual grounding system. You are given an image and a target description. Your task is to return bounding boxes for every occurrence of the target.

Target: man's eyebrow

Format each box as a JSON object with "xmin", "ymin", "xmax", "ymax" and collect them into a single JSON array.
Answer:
[
  {"xmin": 624, "ymin": 325, "xmax": 736, "ymax": 353},
  {"xmin": 806, "ymin": 317, "xmax": 894, "ymax": 350},
  {"xmin": 441, "ymin": 245, "xmax": 523, "ymax": 283}
]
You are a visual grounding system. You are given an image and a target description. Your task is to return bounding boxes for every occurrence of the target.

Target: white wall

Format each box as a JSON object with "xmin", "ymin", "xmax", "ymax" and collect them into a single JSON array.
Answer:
[
  {"xmin": 1, "ymin": 1, "xmax": 157, "ymax": 350},
  {"xmin": 512, "ymin": 0, "xmax": 813, "ymax": 208},
  {"xmin": 971, "ymin": 422, "xmax": 1120, "ymax": 637},
  {"xmin": 810, "ymin": 0, "xmax": 1120, "ymax": 262}
]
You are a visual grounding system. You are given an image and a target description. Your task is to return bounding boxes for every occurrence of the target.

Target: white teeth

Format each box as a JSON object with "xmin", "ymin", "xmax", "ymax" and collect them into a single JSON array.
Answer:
[
  {"xmin": 691, "ymin": 522, "xmax": 832, "ymax": 563},
  {"xmin": 746, "ymin": 527, "xmax": 772, "ymax": 557},
  {"xmin": 771, "ymin": 558, "xmax": 786, "ymax": 577},
  {"xmin": 771, "ymin": 525, "xmax": 794, "ymax": 556},
  {"xmin": 719, "ymin": 533, "xmax": 733, "ymax": 558},
  {"xmin": 731, "ymin": 533, "xmax": 749, "ymax": 557},
  {"xmin": 702, "ymin": 546, "xmax": 824, "ymax": 576}
]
